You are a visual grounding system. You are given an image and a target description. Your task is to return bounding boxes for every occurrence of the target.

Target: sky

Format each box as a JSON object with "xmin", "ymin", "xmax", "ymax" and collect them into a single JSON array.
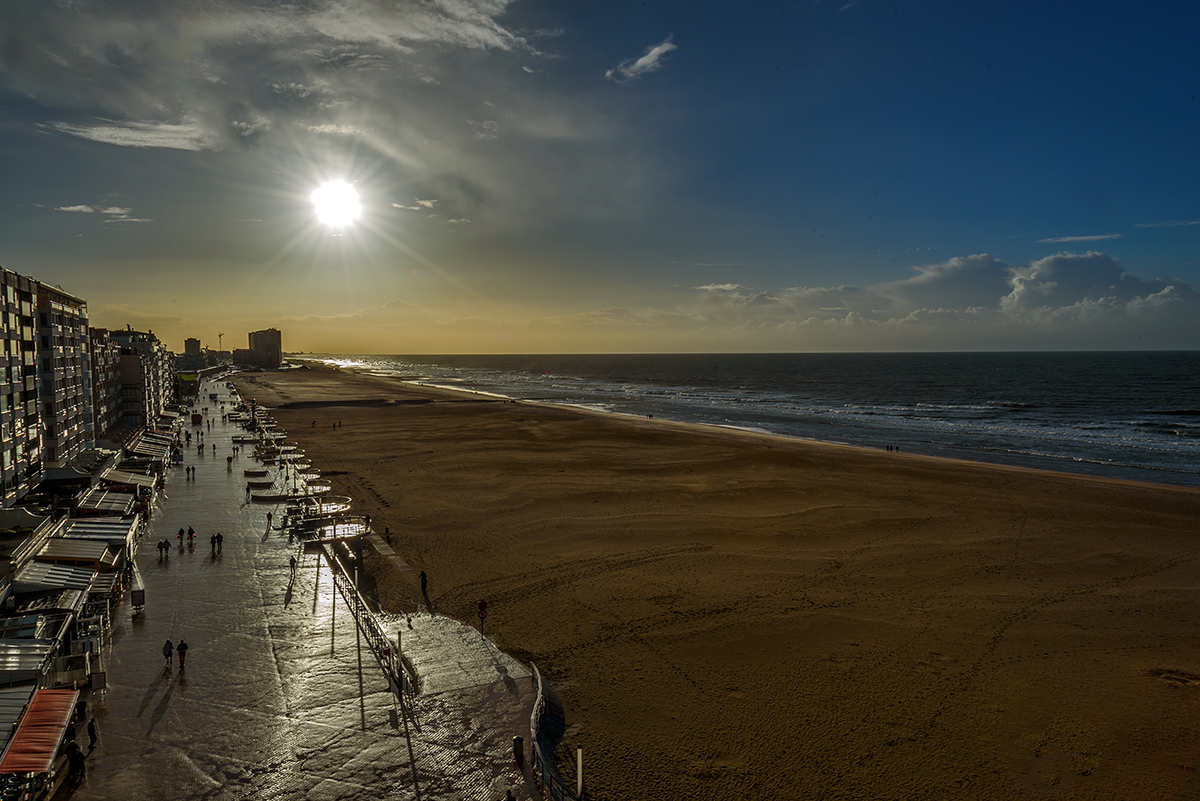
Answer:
[{"xmin": 2, "ymin": 0, "xmax": 1198, "ymax": 354}]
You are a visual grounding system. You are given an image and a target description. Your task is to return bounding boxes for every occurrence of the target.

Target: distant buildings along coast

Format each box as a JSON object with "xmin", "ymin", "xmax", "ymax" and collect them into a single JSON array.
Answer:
[{"xmin": 0, "ymin": 263, "xmax": 282, "ymax": 506}]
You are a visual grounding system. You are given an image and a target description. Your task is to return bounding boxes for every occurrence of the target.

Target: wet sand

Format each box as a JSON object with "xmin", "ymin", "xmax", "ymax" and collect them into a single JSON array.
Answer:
[{"xmin": 233, "ymin": 363, "xmax": 1200, "ymax": 801}]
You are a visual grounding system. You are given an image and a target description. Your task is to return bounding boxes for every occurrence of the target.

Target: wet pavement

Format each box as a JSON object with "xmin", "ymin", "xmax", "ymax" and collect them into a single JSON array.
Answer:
[{"xmin": 60, "ymin": 381, "xmax": 539, "ymax": 800}]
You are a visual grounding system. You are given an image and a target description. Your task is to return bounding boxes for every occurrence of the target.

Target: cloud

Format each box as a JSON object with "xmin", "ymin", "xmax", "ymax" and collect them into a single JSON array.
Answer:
[
  {"xmin": 306, "ymin": 123, "xmax": 369, "ymax": 135},
  {"xmin": 5, "ymin": 1, "xmax": 528, "ymax": 150},
  {"xmin": 1037, "ymin": 234, "xmax": 1123, "ymax": 243},
  {"xmin": 56, "ymin": 203, "xmax": 151, "ymax": 223},
  {"xmin": 1135, "ymin": 220, "xmax": 1200, "ymax": 228},
  {"xmin": 4, "ymin": 0, "xmax": 672, "ymax": 237},
  {"xmin": 605, "ymin": 36, "xmax": 678, "ymax": 84},
  {"xmin": 47, "ymin": 120, "xmax": 219, "ymax": 150},
  {"xmin": 631, "ymin": 251, "xmax": 1200, "ymax": 350},
  {"xmin": 469, "ymin": 119, "xmax": 500, "ymax": 140},
  {"xmin": 393, "ymin": 199, "xmax": 440, "ymax": 211},
  {"xmin": 880, "ymin": 254, "xmax": 1012, "ymax": 312}
]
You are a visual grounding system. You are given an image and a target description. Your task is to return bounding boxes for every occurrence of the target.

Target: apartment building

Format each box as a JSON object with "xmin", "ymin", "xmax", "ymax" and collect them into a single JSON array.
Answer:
[
  {"xmin": 88, "ymin": 329, "xmax": 121, "ymax": 443},
  {"xmin": 0, "ymin": 270, "xmax": 43, "ymax": 504},
  {"xmin": 36, "ymin": 285, "xmax": 90, "ymax": 467},
  {"xmin": 106, "ymin": 328, "xmax": 174, "ymax": 428},
  {"xmin": 247, "ymin": 328, "xmax": 282, "ymax": 370}
]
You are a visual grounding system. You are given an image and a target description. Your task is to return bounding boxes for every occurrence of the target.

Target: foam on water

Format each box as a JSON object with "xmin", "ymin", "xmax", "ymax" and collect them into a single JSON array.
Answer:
[{"xmin": 309, "ymin": 352, "xmax": 1200, "ymax": 487}]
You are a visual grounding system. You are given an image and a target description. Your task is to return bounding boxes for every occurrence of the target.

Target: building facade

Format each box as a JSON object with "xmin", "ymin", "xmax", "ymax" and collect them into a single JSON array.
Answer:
[
  {"xmin": 0, "ymin": 270, "xmax": 43, "ymax": 505},
  {"xmin": 107, "ymin": 328, "xmax": 174, "ymax": 428},
  {"xmin": 88, "ymin": 329, "xmax": 122, "ymax": 443},
  {"xmin": 36, "ymin": 285, "xmax": 90, "ymax": 468},
  {"xmin": 247, "ymin": 328, "xmax": 282, "ymax": 370}
]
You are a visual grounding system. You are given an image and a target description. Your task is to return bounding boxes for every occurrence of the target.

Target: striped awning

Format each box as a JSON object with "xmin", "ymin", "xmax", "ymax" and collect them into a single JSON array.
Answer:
[{"xmin": 0, "ymin": 689, "xmax": 79, "ymax": 774}]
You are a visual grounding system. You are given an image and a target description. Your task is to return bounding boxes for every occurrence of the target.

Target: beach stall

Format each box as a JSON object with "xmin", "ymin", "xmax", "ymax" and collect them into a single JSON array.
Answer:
[
  {"xmin": 74, "ymin": 489, "xmax": 135, "ymax": 518},
  {"xmin": 0, "ymin": 686, "xmax": 36, "ymax": 759},
  {"xmin": 0, "ymin": 689, "xmax": 79, "ymax": 800},
  {"xmin": 98, "ymin": 468, "xmax": 156, "ymax": 494},
  {"xmin": 56, "ymin": 517, "xmax": 140, "ymax": 571},
  {"xmin": 0, "ymin": 639, "xmax": 59, "ymax": 689},
  {"xmin": 32, "ymin": 540, "xmax": 117, "ymax": 574}
]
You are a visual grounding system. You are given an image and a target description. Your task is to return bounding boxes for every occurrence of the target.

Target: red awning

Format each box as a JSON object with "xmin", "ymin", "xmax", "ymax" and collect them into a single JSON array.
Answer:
[{"xmin": 0, "ymin": 690, "xmax": 79, "ymax": 774}]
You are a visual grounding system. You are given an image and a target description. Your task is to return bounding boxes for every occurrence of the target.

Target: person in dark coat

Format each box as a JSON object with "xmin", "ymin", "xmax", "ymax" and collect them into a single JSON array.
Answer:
[
  {"xmin": 163, "ymin": 639, "xmax": 173, "ymax": 664},
  {"xmin": 87, "ymin": 718, "xmax": 98, "ymax": 751},
  {"xmin": 177, "ymin": 639, "xmax": 189, "ymax": 668},
  {"xmin": 65, "ymin": 722, "xmax": 76, "ymax": 743}
]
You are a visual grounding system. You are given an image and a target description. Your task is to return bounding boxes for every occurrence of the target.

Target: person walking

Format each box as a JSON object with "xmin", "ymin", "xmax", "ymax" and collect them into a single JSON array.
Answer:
[
  {"xmin": 162, "ymin": 639, "xmax": 174, "ymax": 664},
  {"xmin": 211, "ymin": 533, "xmax": 217, "ymax": 553},
  {"xmin": 217, "ymin": 532, "xmax": 223, "ymax": 552},
  {"xmin": 177, "ymin": 640, "xmax": 189, "ymax": 668},
  {"xmin": 289, "ymin": 555, "xmax": 297, "ymax": 577},
  {"xmin": 66, "ymin": 742, "xmax": 85, "ymax": 781},
  {"xmin": 87, "ymin": 718, "xmax": 98, "ymax": 752}
]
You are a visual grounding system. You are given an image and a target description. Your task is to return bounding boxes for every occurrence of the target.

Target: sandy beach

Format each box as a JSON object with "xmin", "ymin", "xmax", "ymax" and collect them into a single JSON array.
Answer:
[{"xmin": 233, "ymin": 363, "xmax": 1200, "ymax": 801}]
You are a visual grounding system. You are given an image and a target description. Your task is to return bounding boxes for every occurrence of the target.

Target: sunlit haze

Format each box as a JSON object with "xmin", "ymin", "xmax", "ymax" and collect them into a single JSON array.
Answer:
[
  {"xmin": 1, "ymin": 1, "xmax": 1197, "ymax": 353},
  {"xmin": 311, "ymin": 180, "xmax": 361, "ymax": 228}
]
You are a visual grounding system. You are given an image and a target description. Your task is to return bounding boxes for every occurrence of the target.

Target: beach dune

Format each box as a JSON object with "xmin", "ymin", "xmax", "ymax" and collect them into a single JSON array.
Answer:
[{"xmin": 234, "ymin": 363, "xmax": 1200, "ymax": 800}]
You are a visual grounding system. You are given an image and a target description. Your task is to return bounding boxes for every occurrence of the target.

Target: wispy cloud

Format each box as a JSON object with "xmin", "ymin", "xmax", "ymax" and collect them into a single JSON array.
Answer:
[
  {"xmin": 1135, "ymin": 220, "xmax": 1200, "ymax": 228},
  {"xmin": 1037, "ymin": 234, "xmax": 1122, "ymax": 244},
  {"xmin": 393, "ymin": 199, "xmax": 440, "ymax": 211},
  {"xmin": 606, "ymin": 36, "xmax": 677, "ymax": 84},
  {"xmin": 56, "ymin": 204, "xmax": 152, "ymax": 223},
  {"xmin": 48, "ymin": 120, "xmax": 218, "ymax": 151}
]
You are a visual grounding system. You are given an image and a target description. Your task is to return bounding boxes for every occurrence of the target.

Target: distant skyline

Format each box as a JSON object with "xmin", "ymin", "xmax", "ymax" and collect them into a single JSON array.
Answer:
[{"xmin": 2, "ymin": 1, "xmax": 1198, "ymax": 353}]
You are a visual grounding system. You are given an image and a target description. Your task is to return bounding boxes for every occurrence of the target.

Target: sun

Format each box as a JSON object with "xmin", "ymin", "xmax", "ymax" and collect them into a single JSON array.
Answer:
[{"xmin": 311, "ymin": 179, "xmax": 362, "ymax": 227}]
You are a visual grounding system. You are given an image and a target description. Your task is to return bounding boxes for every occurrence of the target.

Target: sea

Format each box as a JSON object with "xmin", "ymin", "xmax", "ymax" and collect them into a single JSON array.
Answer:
[{"xmin": 305, "ymin": 352, "xmax": 1200, "ymax": 489}]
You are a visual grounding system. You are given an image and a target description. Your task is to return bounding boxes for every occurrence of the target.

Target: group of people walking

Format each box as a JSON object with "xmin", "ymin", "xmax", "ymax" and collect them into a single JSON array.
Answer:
[
  {"xmin": 62, "ymin": 713, "xmax": 99, "ymax": 781},
  {"xmin": 163, "ymin": 638, "xmax": 190, "ymax": 668}
]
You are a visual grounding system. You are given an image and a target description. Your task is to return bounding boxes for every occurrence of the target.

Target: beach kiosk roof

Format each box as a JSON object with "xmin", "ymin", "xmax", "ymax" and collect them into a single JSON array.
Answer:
[
  {"xmin": 14, "ymin": 562, "xmax": 96, "ymax": 594},
  {"xmin": 99, "ymin": 469, "xmax": 156, "ymax": 490},
  {"xmin": 127, "ymin": 434, "xmax": 170, "ymax": 459},
  {"xmin": 0, "ymin": 641, "xmax": 59, "ymax": 690},
  {"xmin": 0, "ymin": 686, "xmax": 36, "ymax": 760},
  {"xmin": 0, "ymin": 689, "xmax": 78, "ymax": 774},
  {"xmin": 35, "ymin": 539, "xmax": 117, "ymax": 571},
  {"xmin": 75, "ymin": 488, "xmax": 135, "ymax": 516},
  {"xmin": 57, "ymin": 517, "xmax": 139, "ymax": 561}
]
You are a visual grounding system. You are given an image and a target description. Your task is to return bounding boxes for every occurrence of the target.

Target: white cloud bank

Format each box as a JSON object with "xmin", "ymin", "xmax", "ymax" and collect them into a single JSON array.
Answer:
[
  {"xmin": 653, "ymin": 251, "xmax": 1199, "ymax": 350},
  {"xmin": 277, "ymin": 251, "xmax": 1200, "ymax": 353}
]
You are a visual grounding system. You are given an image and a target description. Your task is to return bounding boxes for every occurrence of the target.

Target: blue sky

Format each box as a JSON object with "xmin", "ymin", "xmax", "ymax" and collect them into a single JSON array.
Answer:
[{"xmin": 2, "ymin": 0, "xmax": 1198, "ymax": 353}]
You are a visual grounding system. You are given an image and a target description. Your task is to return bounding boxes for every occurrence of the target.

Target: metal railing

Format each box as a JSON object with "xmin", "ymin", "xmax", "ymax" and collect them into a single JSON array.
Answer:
[
  {"xmin": 322, "ymin": 544, "xmax": 414, "ymax": 697},
  {"xmin": 530, "ymin": 663, "xmax": 582, "ymax": 801}
]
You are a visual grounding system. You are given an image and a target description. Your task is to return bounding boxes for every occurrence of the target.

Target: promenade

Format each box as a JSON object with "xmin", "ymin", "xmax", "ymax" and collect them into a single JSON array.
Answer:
[{"xmin": 60, "ymin": 380, "xmax": 538, "ymax": 800}]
